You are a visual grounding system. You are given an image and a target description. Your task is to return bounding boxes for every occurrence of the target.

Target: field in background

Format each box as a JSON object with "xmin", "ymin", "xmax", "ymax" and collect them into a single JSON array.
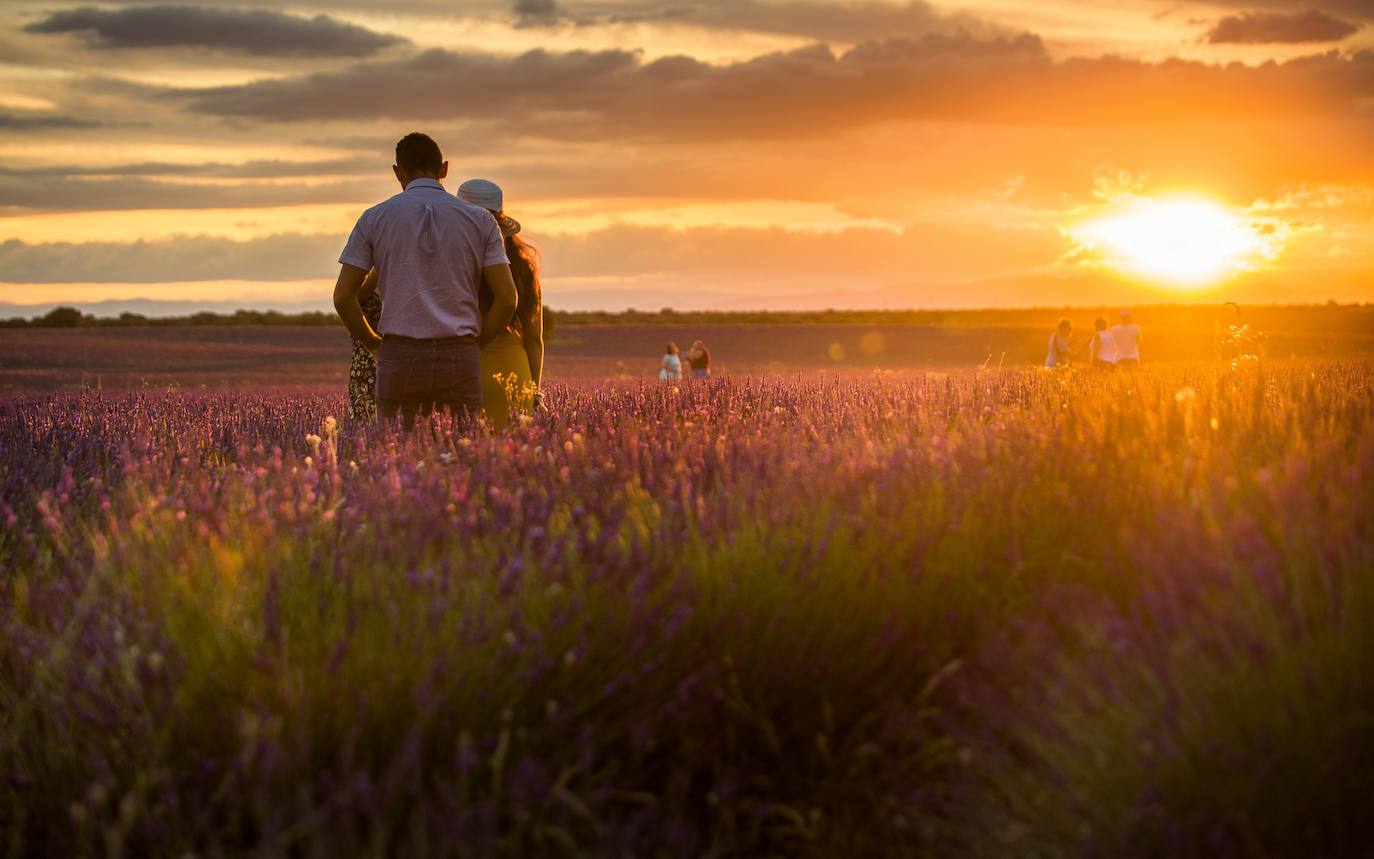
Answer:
[{"xmin": 2, "ymin": 303, "xmax": 1372, "ymax": 390}]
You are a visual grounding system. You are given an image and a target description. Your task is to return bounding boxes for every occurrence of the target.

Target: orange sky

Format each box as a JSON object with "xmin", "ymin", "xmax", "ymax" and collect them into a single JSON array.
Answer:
[{"xmin": 1, "ymin": 0, "xmax": 1372, "ymax": 313}]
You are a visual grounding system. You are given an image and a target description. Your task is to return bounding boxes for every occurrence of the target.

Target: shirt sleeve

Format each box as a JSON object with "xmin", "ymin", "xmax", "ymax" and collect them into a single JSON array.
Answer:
[
  {"xmin": 482, "ymin": 216, "xmax": 510, "ymax": 268},
  {"xmin": 338, "ymin": 213, "xmax": 374, "ymax": 271}
]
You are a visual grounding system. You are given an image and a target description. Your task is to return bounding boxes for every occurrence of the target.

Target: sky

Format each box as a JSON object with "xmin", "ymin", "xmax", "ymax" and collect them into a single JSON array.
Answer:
[{"xmin": 1, "ymin": 0, "xmax": 1372, "ymax": 314}]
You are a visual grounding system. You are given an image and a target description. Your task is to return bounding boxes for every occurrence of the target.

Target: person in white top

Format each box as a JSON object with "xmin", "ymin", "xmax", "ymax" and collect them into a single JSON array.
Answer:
[
  {"xmin": 1111, "ymin": 310, "xmax": 1142, "ymax": 367},
  {"xmin": 660, "ymin": 342, "xmax": 683, "ymax": 380},
  {"xmin": 1044, "ymin": 318, "xmax": 1073, "ymax": 369},
  {"xmin": 1089, "ymin": 317, "xmax": 1117, "ymax": 371}
]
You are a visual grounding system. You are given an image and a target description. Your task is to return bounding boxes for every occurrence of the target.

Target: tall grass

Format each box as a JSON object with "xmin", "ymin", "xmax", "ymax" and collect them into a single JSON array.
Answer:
[{"xmin": 1, "ymin": 363, "xmax": 1371, "ymax": 857}]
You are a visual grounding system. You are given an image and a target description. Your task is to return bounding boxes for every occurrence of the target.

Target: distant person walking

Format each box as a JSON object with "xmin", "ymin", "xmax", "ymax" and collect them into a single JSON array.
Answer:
[
  {"xmin": 1089, "ymin": 317, "xmax": 1117, "ymax": 371},
  {"xmin": 346, "ymin": 268, "xmax": 383, "ymax": 421},
  {"xmin": 333, "ymin": 133, "xmax": 518, "ymax": 429},
  {"xmin": 686, "ymin": 340, "xmax": 712, "ymax": 379},
  {"xmin": 1045, "ymin": 318, "xmax": 1073, "ymax": 369},
  {"xmin": 457, "ymin": 178, "xmax": 546, "ymax": 429},
  {"xmin": 660, "ymin": 342, "xmax": 682, "ymax": 380},
  {"xmin": 1112, "ymin": 310, "xmax": 1142, "ymax": 367}
]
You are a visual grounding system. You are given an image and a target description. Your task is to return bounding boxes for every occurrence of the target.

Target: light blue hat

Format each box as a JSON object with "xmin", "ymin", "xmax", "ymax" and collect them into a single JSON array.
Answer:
[
  {"xmin": 458, "ymin": 178, "xmax": 521, "ymax": 237},
  {"xmin": 458, "ymin": 178, "xmax": 502, "ymax": 210}
]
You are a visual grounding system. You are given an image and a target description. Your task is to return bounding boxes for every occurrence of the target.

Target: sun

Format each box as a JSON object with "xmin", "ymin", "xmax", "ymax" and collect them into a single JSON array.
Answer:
[{"xmin": 1070, "ymin": 196, "xmax": 1270, "ymax": 287}]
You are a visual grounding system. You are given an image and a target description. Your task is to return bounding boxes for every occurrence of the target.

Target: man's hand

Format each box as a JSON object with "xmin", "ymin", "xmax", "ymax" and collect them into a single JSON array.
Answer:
[{"xmin": 333, "ymin": 263, "xmax": 382, "ymax": 351}]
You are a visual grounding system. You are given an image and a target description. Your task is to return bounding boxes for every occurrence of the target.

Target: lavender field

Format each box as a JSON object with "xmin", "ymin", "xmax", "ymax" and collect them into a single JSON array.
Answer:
[{"xmin": 2, "ymin": 364, "xmax": 1372, "ymax": 857}]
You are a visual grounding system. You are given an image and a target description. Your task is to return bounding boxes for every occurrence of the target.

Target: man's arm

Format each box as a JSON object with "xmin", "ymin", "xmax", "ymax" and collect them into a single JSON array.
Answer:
[
  {"xmin": 480, "ymin": 263, "xmax": 518, "ymax": 348},
  {"xmin": 333, "ymin": 263, "xmax": 381, "ymax": 355}
]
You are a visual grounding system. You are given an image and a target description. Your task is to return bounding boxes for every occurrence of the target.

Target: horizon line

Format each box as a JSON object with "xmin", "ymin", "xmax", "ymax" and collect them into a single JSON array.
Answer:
[{"xmin": 7, "ymin": 299, "xmax": 1372, "ymax": 322}]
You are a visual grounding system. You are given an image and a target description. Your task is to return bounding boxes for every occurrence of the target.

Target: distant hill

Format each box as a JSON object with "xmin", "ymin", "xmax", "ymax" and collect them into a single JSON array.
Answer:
[{"xmin": 0, "ymin": 298, "xmax": 331, "ymax": 321}]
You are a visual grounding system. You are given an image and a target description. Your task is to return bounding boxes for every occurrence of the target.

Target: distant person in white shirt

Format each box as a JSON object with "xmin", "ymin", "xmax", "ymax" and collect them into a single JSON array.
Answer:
[
  {"xmin": 1112, "ymin": 310, "xmax": 1142, "ymax": 368},
  {"xmin": 1089, "ymin": 317, "xmax": 1117, "ymax": 371},
  {"xmin": 1045, "ymin": 318, "xmax": 1073, "ymax": 369}
]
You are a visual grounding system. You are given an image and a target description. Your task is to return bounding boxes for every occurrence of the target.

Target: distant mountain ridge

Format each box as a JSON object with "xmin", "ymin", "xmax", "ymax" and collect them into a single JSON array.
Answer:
[{"xmin": 0, "ymin": 298, "xmax": 332, "ymax": 319}]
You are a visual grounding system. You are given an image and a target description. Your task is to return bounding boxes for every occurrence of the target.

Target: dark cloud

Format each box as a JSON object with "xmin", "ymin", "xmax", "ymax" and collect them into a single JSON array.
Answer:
[
  {"xmin": 0, "ymin": 159, "xmax": 375, "ymax": 179},
  {"xmin": 605, "ymin": 0, "xmax": 985, "ymax": 43},
  {"xmin": 0, "ymin": 113, "xmax": 102, "ymax": 130},
  {"xmin": 180, "ymin": 36, "xmax": 1374, "ymax": 140},
  {"xmin": 6, "ymin": 0, "xmax": 970, "ymax": 42},
  {"xmin": 1206, "ymin": 9, "xmax": 1361, "ymax": 44},
  {"xmin": 1205, "ymin": 0, "xmax": 1374, "ymax": 23},
  {"xmin": 0, "ymin": 175, "xmax": 385, "ymax": 212},
  {"xmin": 513, "ymin": 0, "xmax": 562, "ymax": 26},
  {"xmin": 184, "ymin": 45, "xmax": 645, "ymax": 123},
  {"xmin": 23, "ymin": 5, "xmax": 407, "ymax": 57},
  {"xmin": 514, "ymin": 0, "xmax": 558, "ymax": 14}
]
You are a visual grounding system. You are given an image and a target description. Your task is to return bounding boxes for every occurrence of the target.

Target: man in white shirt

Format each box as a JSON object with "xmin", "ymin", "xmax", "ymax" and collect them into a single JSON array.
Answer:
[
  {"xmin": 333, "ymin": 133, "xmax": 519, "ymax": 427},
  {"xmin": 1112, "ymin": 310, "xmax": 1142, "ymax": 367}
]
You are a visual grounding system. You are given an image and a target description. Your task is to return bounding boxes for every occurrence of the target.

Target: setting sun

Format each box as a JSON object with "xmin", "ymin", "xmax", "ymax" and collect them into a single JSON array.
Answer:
[{"xmin": 1071, "ymin": 197, "xmax": 1273, "ymax": 287}]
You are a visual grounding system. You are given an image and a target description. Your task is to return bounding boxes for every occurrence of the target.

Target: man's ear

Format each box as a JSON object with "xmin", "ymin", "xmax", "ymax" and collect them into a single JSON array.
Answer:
[
  {"xmin": 438, "ymin": 160, "xmax": 449, "ymax": 180},
  {"xmin": 393, "ymin": 164, "xmax": 405, "ymax": 185}
]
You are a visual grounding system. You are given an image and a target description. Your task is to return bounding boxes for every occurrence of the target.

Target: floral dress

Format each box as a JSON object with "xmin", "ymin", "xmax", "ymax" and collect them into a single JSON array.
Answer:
[{"xmin": 347, "ymin": 291, "xmax": 383, "ymax": 422}]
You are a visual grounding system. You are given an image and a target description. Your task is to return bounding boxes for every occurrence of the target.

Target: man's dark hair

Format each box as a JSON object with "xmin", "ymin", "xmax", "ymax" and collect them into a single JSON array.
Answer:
[{"xmin": 395, "ymin": 132, "xmax": 442, "ymax": 175}]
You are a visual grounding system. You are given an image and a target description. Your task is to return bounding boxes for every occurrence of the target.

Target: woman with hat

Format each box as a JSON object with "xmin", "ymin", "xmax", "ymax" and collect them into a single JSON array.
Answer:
[{"xmin": 457, "ymin": 178, "xmax": 546, "ymax": 428}]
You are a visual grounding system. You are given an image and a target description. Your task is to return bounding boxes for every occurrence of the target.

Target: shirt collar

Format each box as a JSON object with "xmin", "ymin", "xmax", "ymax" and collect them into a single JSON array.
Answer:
[{"xmin": 405, "ymin": 177, "xmax": 445, "ymax": 192}]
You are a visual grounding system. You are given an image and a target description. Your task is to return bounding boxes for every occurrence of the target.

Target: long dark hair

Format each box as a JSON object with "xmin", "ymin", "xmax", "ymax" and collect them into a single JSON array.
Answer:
[{"xmin": 480, "ymin": 232, "xmax": 542, "ymax": 335}]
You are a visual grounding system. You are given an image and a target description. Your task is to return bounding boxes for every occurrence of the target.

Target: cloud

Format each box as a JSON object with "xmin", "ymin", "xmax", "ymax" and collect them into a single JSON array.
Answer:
[
  {"xmin": 23, "ymin": 5, "xmax": 407, "ymax": 57},
  {"xmin": 5, "ymin": 215, "xmax": 1369, "ymax": 308},
  {"xmin": 0, "ymin": 235, "xmax": 341, "ymax": 283},
  {"xmin": 513, "ymin": 0, "xmax": 562, "ymax": 27},
  {"xmin": 0, "ymin": 175, "xmax": 383, "ymax": 212},
  {"xmin": 0, "ymin": 220, "xmax": 1064, "ymax": 288},
  {"xmin": 603, "ymin": 0, "xmax": 988, "ymax": 43},
  {"xmin": 0, "ymin": 159, "xmax": 375, "ymax": 180},
  {"xmin": 0, "ymin": 113, "xmax": 102, "ymax": 130},
  {"xmin": 179, "ymin": 37, "xmax": 1374, "ymax": 140},
  {"xmin": 1206, "ymin": 9, "xmax": 1361, "ymax": 44},
  {"xmin": 184, "ymin": 45, "xmax": 642, "ymax": 123},
  {"xmin": 1204, "ymin": 0, "xmax": 1374, "ymax": 24},
  {"xmin": 183, "ymin": 34, "xmax": 1049, "ymax": 133}
]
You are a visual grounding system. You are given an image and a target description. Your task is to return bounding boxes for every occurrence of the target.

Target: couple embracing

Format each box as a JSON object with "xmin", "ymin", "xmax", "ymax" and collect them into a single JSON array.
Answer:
[{"xmin": 333, "ymin": 132, "xmax": 545, "ymax": 430}]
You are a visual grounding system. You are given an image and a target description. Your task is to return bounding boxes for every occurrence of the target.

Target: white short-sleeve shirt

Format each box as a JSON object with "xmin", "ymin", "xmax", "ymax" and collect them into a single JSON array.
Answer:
[
  {"xmin": 1111, "ymin": 322, "xmax": 1141, "ymax": 361},
  {"xmin": 339, "ymin": 178, "xmax": 509, "ymax": 339}
]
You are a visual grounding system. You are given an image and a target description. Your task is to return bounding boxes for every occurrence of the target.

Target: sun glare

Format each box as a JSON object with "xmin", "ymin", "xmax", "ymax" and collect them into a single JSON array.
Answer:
[{"xmin": 1071, "ymin": 196, "xmax": 1270, "ymax": 287}]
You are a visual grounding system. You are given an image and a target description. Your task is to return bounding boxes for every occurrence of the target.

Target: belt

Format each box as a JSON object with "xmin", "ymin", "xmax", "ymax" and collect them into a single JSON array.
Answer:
[{"xmin": 382, "ymin": 333, "xmax": 478, "ymax": 343}]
